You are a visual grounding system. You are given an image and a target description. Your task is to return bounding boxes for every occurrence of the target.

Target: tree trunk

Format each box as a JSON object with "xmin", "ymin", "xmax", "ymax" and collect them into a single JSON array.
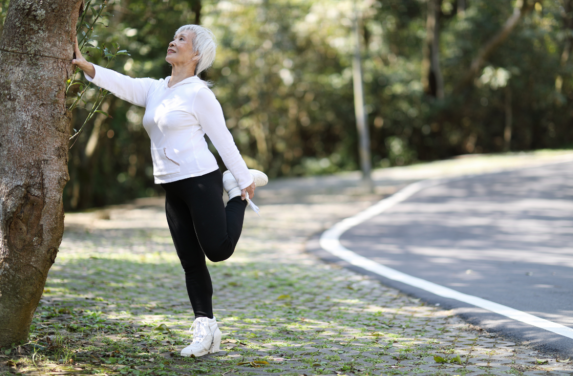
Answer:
[
  {"xmin": 457, "ymin": 0, "xmax": 466, "ymax": 15},
  {"xmin": 504, "ymin": 85, "xmax": 512, "ymax": 152},
  {"xmin": 560, "ymin": 0, "xmax": 573, "ymax": 66},
  {"xmin": 454, "ymin": 0, "xmax": 536, "ymax": 93},
  {"xmin": 422, "ymin": 0, "xmax": 444, "ymax": 98},
  {"xmin": 556, "ymin": 0, "xmax": 573, "ymax": 94},
  {"xmin": 193, "ymin": 0, "xmax": 202, "ymax": 25},
  {"xmin": 0, "ymin": 0, "xmax": 81, "ymax": 347}
]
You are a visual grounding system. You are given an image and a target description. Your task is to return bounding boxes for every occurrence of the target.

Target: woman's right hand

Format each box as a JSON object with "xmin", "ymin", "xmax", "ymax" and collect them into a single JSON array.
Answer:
[{"xmin": 71, "ymin": 37, "xmax": 96, "ymax": 79}]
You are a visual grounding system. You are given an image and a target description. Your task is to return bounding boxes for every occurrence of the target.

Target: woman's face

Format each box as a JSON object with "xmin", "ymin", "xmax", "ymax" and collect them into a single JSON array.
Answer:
[{"xmin": 165, "ymin": 31, "xmax": 197, "ymax": 67}]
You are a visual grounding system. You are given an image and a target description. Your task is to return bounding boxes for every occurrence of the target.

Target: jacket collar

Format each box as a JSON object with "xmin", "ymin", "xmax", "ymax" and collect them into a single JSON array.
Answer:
[{"xmin": 164, "ymin": 75, "xmax": 201, "ymax": 89}]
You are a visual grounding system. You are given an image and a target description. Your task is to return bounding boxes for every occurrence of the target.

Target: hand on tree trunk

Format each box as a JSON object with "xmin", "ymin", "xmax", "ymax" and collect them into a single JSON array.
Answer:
[{"xmin": 72, "ymin": 37, "xmax": 96, "ymax": 79}]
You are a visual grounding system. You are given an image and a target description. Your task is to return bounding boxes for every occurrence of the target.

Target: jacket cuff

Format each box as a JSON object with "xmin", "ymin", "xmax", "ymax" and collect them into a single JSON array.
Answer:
[
  {"xmin": 84, "ymin": 64, "xmax": 100, "ymax": 84},
  {"xmin": 238, "ymin": 175, "xmax": 254, "ymax": 190}
]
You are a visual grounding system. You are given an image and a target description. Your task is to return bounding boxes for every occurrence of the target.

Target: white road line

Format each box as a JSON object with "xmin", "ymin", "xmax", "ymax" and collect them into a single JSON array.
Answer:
[{"xmin": 319, "ymin": 179, "xmax": 573, "ymax": 340}]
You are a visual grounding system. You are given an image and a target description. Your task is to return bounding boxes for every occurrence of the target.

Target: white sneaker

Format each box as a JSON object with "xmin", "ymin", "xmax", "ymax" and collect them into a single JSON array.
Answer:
[
  {"xmin": 180, "ymin": 317, "xmax": 222, "ymax": 358},
  {"xmin": 222, "ymin": 169, "xmax": 268, "ymax": 199}
]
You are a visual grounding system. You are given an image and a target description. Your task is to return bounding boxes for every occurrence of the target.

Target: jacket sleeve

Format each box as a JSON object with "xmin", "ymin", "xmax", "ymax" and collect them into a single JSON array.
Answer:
[
  {"xmin": 194, "ymin": 87, "xmax": 254, "ymax": 190},
  {"xmin": 84, "ymin": 64, "xmax": 156, "ymax": 107}
]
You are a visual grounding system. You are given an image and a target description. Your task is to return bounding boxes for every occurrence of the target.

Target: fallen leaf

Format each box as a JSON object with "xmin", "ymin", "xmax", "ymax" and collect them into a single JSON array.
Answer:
[
  {"xmin": 153, "ymin": 324, "xmax": 170, "ymax": 333},
  {"xmin": 536, "ymin": 359, "xmax": 549, "ymax": 365},
  {"xmin": 277, "ymin": 294, "xmax": 291, "ymax": 300},
  {"xmin": 237, "ymin": 360, "xmax": 269, "ymax": 367},
  {"xmin": 433, "ymin": 355, "xmax": 447, "ymax": 364}
]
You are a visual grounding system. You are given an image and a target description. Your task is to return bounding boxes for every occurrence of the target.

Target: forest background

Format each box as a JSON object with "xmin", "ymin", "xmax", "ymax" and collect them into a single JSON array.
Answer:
[{"xmin": 1, "ymin": 0, "xmax": 572, "ymax": 210}]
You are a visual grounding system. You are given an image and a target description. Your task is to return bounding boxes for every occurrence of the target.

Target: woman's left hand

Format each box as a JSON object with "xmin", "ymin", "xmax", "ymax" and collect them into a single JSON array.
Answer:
[
  {"xmin": 71, "ymin": 37, "xmax": 96, "ymax": 78},
  {"xmin": 241, "ymin": 182, "xmax": 256, "ymax": 200}
]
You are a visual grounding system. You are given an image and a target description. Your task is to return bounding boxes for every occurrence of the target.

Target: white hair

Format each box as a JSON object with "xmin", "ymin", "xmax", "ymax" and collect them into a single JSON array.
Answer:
[{"xmin": 174, "ymin": 24, "xmax": 217, "ymax": 76}]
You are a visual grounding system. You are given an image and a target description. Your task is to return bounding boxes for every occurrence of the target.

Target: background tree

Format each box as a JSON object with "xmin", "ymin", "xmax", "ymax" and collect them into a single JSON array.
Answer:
[
  {"xmin": 0, "ymin": 0, "xmax": 83, "ymax": 347},
  {"xmin": 0, "ymin": 0, "xmax": 567, "ymax": 211},
  {"xmin": 422, "ymin": 0, "xmax": 444, "ymax": 98}
]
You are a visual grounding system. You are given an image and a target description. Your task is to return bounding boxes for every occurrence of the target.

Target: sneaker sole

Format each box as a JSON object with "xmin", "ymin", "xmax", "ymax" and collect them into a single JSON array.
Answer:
[
  {"xmin": 180, "ymin": 347, "xmax": 209, "ymax": 357},
  {"xmin": 249, "ymin": 169, "xmax": 268, "ymax": 187},
  {"xmin": 223, "ymin": 169, "xmax": 268, "ymax": 188}
]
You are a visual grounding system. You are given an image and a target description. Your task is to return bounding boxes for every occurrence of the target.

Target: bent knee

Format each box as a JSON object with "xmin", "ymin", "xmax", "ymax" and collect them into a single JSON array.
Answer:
[
  {"xmin": 204, "ymin": 247, "xmax": 234, "ymax": 263},
  {"xmin": 205, "ymin": 253, "xmax": 232, "ymax": 263}
]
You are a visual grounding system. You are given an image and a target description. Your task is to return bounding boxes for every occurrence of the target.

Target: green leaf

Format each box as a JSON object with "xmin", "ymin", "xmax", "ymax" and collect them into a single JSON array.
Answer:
[
  {"xmin": 433, "ymin": 355, "xmax": 447, "ymax": 363},
  {"xmin": 536, "ymin": 359, "xmax": 549, "ymax": 365},
  {"xmin": 277, "ymin": 294, "xmax": 291, "ymax": 300},
  {"xmin": 154, "ymin": 323, "xmax": 171, "ymax": 333},
  {"xmin": 69, "ymin": 82, "xmax": 85, "ymax": 89},
  {"xmin": 95, "ymin": 110, "xmax": 110, "ymax": 117},
  {"xmin": 450, "ymin": 355, "xmax": 463, "ymax": 364}
]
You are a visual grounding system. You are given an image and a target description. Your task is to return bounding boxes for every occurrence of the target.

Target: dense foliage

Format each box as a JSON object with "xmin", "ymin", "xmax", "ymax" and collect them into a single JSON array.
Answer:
[{"xmin": 1, "ymin": 0, "xmax": 571, "ymax": 209}]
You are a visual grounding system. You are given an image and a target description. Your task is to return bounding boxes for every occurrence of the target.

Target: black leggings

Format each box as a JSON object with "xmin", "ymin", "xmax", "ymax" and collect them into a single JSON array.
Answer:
[{"xmin": 161, "ymin": 169, "xmax": 247, "ymax": 318}]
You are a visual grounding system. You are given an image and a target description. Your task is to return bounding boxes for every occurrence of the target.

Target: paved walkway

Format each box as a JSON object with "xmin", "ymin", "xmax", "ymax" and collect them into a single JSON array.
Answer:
[
  {"xmin": 320, "ymin": 161, "xmax": 573, "ymax": 356},
  {"xmin": 2, "ymin": 151, "xmax": 573, "ymax": 375}
]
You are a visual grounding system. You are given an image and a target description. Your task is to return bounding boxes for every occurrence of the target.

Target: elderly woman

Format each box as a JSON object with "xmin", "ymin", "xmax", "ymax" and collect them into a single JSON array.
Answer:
[{"xmin": 72, "ymin": 24, "xmax": 267, "ymax": 358}]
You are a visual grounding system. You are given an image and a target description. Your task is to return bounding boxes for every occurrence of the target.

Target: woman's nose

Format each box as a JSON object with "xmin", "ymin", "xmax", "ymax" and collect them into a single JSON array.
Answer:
[{"xmin": 169, "ymin": 41, "xmax": 175, "ymax": 47}]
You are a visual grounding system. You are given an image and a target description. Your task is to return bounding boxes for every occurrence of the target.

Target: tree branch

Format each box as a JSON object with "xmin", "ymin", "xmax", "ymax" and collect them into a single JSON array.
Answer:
[{"xmin": 454, "ymin": 0, "xmax": 537, "ymax": 94}]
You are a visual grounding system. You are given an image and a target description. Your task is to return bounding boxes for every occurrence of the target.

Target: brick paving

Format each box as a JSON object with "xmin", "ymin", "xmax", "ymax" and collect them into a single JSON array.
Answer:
[{"xmin": 3, "ymin": 152, "xmax": 573, "ymax": 375}]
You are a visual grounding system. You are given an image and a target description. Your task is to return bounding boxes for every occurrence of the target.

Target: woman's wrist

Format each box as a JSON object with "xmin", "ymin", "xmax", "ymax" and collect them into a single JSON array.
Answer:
[{"xmin": 83, "ymin": 63, "xmax": 96, "ymax": 79}]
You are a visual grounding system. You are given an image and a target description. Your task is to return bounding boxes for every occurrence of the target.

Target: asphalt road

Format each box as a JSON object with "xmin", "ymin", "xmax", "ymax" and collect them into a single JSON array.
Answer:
[{"xmin": 314, "ymin": 161, "xmax": 573, "ymax": 356}]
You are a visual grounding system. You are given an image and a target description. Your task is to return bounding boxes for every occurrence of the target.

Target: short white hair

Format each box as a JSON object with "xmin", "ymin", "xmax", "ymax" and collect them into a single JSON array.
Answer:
[{"xmin": 174, "ymin": 24, "xmax": 217, "ymax": 76}]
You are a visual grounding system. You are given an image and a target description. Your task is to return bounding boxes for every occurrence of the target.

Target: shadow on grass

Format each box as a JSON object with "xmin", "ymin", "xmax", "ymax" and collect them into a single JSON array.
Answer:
[{"xmin": 0, "ymin": 227, "xmax": 536, "ymax": 375}]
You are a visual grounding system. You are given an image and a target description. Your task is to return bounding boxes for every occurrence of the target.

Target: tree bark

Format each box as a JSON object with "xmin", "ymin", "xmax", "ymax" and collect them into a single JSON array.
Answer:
[
  {"xmin": 422, "ymin": 0, "xmax": 444, "ymax": 99},
  {"xmin": 454, "ymin": 0, "xmax": 537, "ymax": 94},
  {"xmin": 0, "ymin": 0, "xmax": 82, "ymax": 347}
]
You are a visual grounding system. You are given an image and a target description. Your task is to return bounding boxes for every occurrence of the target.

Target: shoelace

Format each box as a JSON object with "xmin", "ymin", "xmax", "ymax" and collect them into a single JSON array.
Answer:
[
  {"xmin": 244, "ymin": 192, "xmax": 261, "ymax": 216},
  {"xmin": 191, "ymin": 319, "xmax": 209, "ymax": 345}
]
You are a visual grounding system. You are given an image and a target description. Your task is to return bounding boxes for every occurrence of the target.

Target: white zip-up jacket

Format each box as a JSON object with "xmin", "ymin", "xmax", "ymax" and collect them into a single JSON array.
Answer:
[{"xmin": 85, "ymin": 65, "xmax": 254, "ymax": 189}]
